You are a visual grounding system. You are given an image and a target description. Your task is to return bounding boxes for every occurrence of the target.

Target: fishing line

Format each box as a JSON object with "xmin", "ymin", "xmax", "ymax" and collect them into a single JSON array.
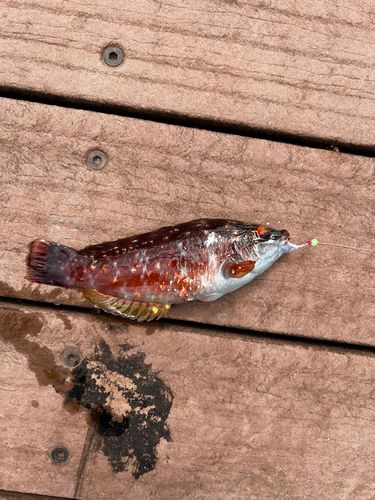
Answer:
[
  {"xmin": 307, "ymin": 239, "xmax": 373, "ymax": 252},
  {"xmin": 289, "ymin": 236, "xmax": 373, "ymax": 252}
]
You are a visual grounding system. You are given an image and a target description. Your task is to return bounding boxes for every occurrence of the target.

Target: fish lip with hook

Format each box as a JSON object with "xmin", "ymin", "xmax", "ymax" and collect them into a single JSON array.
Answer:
[{"xmin": 279, "ymin": 230, "xmax": 310, "ymax": 253}]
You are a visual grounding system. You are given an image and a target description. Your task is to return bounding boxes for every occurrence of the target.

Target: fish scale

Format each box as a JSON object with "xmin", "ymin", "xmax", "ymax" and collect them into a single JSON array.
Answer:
[{"xmin": 26, "ymin": 219, "xmax": 308, "ymax": 321}]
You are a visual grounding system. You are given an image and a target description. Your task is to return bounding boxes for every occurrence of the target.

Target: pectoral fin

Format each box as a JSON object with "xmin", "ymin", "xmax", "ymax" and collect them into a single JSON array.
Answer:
[
  {"xmin": 198, "ymin": 293, "xmax": 224, "ymax": 302},
  {"xmin": 222, "ymin": 260, "xmax": 256, "ymax": 279},
  {"xmin": 82, "ymin": 289, "xmax": 170, "ymax": 322}
]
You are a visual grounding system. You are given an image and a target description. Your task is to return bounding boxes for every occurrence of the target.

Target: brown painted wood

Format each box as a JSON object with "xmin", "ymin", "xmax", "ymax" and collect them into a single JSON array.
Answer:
[
  {"xmin": 1, "ymin": 97, "xmax": 374, "ymax": 345},
  {"xmin": 2, "ymin": 301, "xmax": 375, "ymax": 499},
  {"xmin": 0, "ymin": 490, "xmax": 70, "ymax": 500},
  {"xmin": 1, "ymin": 0, "xmax": 375, "ymax": 148}
]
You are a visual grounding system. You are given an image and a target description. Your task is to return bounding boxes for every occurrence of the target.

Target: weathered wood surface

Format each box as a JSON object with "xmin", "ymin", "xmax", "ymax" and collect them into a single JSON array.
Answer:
[
  {"xmin": 1, "ymin": 301, "xmax": 375, "ymax": 500},
  {"xmin": 0, "ymin": 490, "xmax": 67, "ymax": 500},
  {"xmin": 1, "ymin": 97, "xmax": 374, "ymax": 345},
  {"xmin": 1, "ymin": 0, "xmax": 375, "ymax": 148}
]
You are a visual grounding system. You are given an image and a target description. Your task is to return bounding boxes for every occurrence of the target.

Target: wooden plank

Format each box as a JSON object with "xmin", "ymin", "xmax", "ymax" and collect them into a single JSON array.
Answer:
[
  {"xmin": 0, "ymin": 309, "xmax": 88, "ymax": 498},
  {"xmin": 0, "ymin": 0, "xmax": 375, "ymax": 148},
  {"xmin": 0, "ymin": 490, "xmax": 69, "ymax": 500},
  {"xmin": 1, "ymin": 97, "xmax": 374, "ymax": 345},
  {"xmin": 2, "ymin": 301, "xmax": 375, "ymax": 499}
]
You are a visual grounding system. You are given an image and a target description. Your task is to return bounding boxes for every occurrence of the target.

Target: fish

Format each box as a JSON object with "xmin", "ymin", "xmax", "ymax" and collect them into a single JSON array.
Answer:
[{"xmin": 26, "ymin": 219, "xmax": 308, "ymax": 321}]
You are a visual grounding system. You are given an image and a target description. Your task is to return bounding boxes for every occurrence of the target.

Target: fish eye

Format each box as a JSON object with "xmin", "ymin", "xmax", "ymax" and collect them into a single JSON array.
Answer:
[{"xmin": 261, "ymin": 232, "xmax": 271, "ymax": 241}]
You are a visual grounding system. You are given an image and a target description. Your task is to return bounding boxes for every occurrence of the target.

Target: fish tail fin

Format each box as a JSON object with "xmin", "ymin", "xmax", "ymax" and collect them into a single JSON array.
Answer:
[{"xmin": 26, "ymin": 239, "xmax": 79, "ymax": 287}]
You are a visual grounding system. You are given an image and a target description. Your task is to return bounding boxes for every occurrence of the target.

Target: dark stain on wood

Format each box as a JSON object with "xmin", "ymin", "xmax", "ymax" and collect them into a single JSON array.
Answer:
[
  {"xmin": 0, "ymin": 304, "xmax": 173, "ymax": 480},
  {"xmin": 67, "ymin": 339, "xmax": 173, "ymax": 478},
  {"xmin": 145, "ymin": 325, "xmax": 157, "ymax": 336},
  {"xmin": 0, "ymin": 308, "xmax": 70, "ymax": 390},
  {"xmin": 0, "ymin": 279, "xmax": 66, "ymax": 303},
  {"xmin": 56, "ymin": 313, "xmax": 73, "ymax": 330}
]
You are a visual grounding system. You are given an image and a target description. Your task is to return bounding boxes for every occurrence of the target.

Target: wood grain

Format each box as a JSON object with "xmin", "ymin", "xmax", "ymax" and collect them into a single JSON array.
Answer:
[
  {"xmin": 1, "ymin": 97, "xmax": 374, "ymax": 344},
  {"xmin": 1, "ymin": 0, "xmax": 375, "ymax": 147},
  {"xmin": 2, "ymin": 301, "xmax": 375, "ymax": 499}
]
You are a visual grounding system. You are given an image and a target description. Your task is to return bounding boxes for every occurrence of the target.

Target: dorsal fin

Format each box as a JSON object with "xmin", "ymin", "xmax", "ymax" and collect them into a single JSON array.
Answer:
[{"xmin": 82, "ymin": 289, "xmax": 170, "ymax": 322}]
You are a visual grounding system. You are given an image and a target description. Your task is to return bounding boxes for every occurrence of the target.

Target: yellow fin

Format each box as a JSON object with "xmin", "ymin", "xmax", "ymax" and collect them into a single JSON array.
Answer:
[{"xmin": 82, "ymin": 289, "xmax": 170, "ymax": 322}]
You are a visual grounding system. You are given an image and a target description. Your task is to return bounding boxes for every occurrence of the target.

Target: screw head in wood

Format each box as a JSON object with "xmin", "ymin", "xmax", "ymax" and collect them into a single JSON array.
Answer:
[
  {"xmin": 103, "ymin": 46, "xmax": 123, "ymax": 67},
  {"xmin": 87, "ymin": 150, "xmax": 107, "ymax": 170},
  {"xmin": 63, "ymin": 349, "xmax": 81, "ymax": 367},
  {"xmin": 51, "ymin": 446, "xmax": 69, "ymax": 464}
]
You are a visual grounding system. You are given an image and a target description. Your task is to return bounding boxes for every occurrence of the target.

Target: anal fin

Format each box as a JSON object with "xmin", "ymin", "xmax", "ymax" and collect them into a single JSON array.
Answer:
[{"xmin": 82, "ymin": 289, "xmax": 170, "ymax": 322}]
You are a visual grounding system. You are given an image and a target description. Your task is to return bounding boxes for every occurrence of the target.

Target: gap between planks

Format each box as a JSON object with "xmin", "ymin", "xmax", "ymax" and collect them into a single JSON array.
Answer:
[
  {"xmin": 1, "ymin": 88, "xmax": 374, "ymax": 160},
  {"xmin": 1, "ymin": 295, "xmax": 374, "ymax": 356}
]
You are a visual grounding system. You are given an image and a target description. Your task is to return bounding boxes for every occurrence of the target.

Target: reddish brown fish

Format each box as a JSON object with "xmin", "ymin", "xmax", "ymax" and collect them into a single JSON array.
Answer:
[{"xmin": 26, "ymin": 219, "xmax": 307, "ymax": 321}]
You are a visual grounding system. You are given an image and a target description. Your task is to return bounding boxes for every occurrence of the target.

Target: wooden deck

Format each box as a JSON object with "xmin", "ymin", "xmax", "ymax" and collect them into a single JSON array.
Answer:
[{"xmin": 0, "ymin": 1, "xmax": 375, "ymax": 499}]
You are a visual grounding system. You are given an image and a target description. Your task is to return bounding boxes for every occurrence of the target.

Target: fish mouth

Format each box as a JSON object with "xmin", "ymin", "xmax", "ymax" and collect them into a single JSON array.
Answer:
[
  {"xmin": 280, "ymin": 229, "xmax": 290, "ymax": 245},
  {"xmin": 280, "ymin": 229, "xmax": 310, "ymax": 252}
]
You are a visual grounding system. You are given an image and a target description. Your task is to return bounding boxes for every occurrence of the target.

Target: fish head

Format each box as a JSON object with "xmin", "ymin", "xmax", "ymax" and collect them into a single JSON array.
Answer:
[
  {"xmin": 254, "ymin": 226, "xmax": 303, "ymax": 261},
  {"xmin": 229, "ymin": 225, "xmax": 305, "ymax": 279}
]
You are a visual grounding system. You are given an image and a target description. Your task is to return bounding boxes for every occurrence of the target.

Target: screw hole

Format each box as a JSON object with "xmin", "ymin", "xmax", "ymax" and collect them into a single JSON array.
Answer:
[
  {"xmin": 87, "ymin": 150, "xmax": 107, "ymax": 170},
  {"xmin": 51, "ymin": 446, "xmax": 69, "ymax": 464},
  {"xmin": 63, "ymin": 349, "xmax": 81, "ymax": 367},
  {"xmin": 108, "ymin": 51, "xmax": 118, "ymax": 62},
  {"xmin": 103, "ymin": 46, "xmax": 123, "ymax": 67}
]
